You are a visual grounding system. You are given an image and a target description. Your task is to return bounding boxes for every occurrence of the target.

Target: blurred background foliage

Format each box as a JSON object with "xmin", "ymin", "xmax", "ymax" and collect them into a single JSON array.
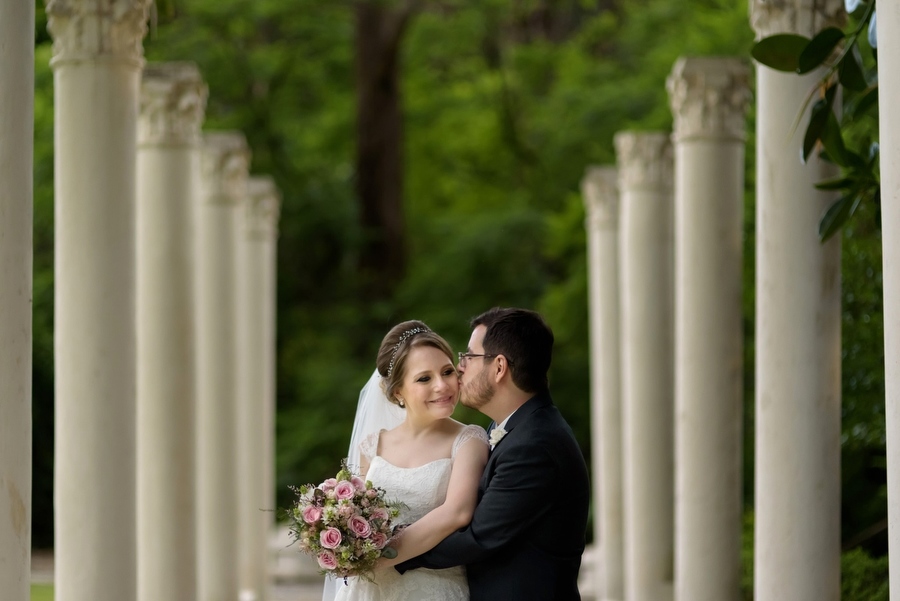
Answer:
[{"xmin": 30, "ymin": 0, "xmax": 887, "ymax": 593}]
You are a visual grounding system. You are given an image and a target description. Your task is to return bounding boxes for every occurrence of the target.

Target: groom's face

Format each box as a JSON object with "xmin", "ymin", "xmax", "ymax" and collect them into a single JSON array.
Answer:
[{"xmin": 459, "ymin": 325, "xmax": 495, "ymax": 410}]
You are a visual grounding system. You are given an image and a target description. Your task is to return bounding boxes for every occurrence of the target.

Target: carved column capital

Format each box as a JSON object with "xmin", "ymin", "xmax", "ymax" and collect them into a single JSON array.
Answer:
[
  {"xmin": 245, "ymin": 177, "xmax": 281, "ymax": 241},
  {"xmin": 614, "ymin": 132, "xmax": 673, "ymax": 192},
  {"xmin": 45, "ymin": 0, "xmax": 152, "ymax": 68},
  {"xmin": 202, "ymin": 132, "xmax": 251, "ymax": 205},
  {"xmin": 139, "ymin": 63, "xmax": 208, "ymax": 147},
  {"xmin": 582, "ymin": 166, "xmax": 619, "ymax": 230},
  {"xmin": 667, "ymin": 57, "xmax": 751, "ymax": 143},
  {"xmin": 749, "ymin": 0, "xmax": 845, "ymax": 39}
]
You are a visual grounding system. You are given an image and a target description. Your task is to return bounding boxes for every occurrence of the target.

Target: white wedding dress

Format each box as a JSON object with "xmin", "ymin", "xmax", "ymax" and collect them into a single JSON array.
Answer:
[{"xmin": 333, "ymin": 424, "xmax": 487, "ymax": 601}]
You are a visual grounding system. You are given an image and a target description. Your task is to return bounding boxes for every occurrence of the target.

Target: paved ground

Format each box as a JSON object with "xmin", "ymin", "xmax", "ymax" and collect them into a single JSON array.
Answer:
[
  {"xmin": 270, "ymin": 581, "xmax": 324, "ymax": 601},
  {"xmin": 32, "ymin": 550, "xmax": 325, "ymax": 601},
  {"xmin": 33, "ymin": 541, "xmax": 597, "ymax": 600}
]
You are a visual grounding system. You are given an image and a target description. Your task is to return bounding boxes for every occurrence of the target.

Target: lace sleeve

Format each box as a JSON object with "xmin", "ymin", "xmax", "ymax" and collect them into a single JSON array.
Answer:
[
  {"xmin": 451, "ymin": 424, "xmax": 489, "ymax": 459},
  {"xmin": 359, "ymin": 431, "xmax": 381, "ymax": 462}
]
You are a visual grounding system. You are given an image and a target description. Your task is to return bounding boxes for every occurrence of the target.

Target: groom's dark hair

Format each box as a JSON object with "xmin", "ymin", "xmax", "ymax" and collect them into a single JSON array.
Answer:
[{"xmin": 471, "ymin": 307, "xmax": 553, "ymax": 394}]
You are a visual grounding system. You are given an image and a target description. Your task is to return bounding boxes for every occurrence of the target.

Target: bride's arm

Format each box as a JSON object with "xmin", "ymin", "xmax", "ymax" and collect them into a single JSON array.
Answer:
[{"xmin": 379, "ymin": 437, "xmax": 488, "ymax": 566}]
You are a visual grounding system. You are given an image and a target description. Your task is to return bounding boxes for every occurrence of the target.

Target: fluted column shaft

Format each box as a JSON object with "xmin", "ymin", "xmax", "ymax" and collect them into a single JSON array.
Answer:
[
  {"xmin": 0, "ymin": 1, "xmax": 34, "ymax": 599},
  {"xmin": 616, "ymin": 132, "xmax": 674, "ymax": 601},
  {"xmin": 750, "ymin": 2, "xmax": 844, "ymax": 600},
  {"xmin": 46, "ymin": 2, "xmax": 151, "ymax": 600},
  {"xmin": 237, "ymin": 177, "xmax": 281, "ymax": 601},
  {"xmin": 878, "ymin": 5, "xmax": 900, "ymax": 599},
  {"xmin": 582, "ymin": 167, "xmax": 624, "ymax": 601},
  {"xmin": 667, "ymin": 57, "xmax": 750, "ymax": 601},
  {"xmin": 197, "ymin": 132, "xmax": 251, "ymax": 601},
  {"xmin": 137, "ymin": 62, "xmax": 207, "ymax": 601}
]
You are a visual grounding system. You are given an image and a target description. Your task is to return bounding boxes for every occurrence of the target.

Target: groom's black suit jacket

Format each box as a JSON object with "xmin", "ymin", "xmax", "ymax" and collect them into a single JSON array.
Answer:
[{"xmin": 397, "ymin": 392, "xmax": 590, "ymax": 601}]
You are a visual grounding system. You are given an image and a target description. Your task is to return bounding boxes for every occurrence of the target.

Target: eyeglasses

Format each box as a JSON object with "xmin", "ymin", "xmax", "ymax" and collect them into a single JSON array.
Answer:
[{"xmin": 457, "ymin": 352, "xmax": 498, "ymax": 368}]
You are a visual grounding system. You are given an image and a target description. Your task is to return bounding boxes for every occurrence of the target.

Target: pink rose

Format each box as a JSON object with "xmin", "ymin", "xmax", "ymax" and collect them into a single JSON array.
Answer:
[
  {"xmin": 351, "ymin": 476, "xmax": 367, "ymax": 491},
  {"xmin": 348, "ymin": 515, "xmax": 372, "ymax": 538},
  {"xmin": 370, "ymin": 507, "xmax": 389, "ymax": 521},
  {"xmin": 370, "ymin": 531, "xmax": 388, "ymax": 549},
  {"xmin": 317, "ymin": 550, "xmax": 338, "ymax": 570},
  {"xmin": 334, "ymin": 480, "xmax": 356, "ymax": 501},
  {"xmin": 302, "ymin": 506, "xmax": 322, "ymax": 524},
  {"xmin": 321, "ymin": 478, "xmax": 338, "ymax": 491},
  {"xmin": 338, "ymin": 504, "xmax": 355, "ymax": 518},
  {"xmin": 320, "ymin": 527, "xmax": 342, "ymax": 549},
  {"xmin": 366, "ymin": 488, "xmax": 378, "ymax": 499}
]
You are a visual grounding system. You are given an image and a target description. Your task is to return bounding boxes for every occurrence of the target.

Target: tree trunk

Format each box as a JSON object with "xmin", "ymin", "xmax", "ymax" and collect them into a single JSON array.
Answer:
[{"xmin": 354, "ymin": 0, "xmax": 417, "ymax": 297}]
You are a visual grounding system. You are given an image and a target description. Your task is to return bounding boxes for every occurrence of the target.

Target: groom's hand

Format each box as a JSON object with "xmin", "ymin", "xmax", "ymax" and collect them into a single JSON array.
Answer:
[{"xmin": 379, "ymin": 524, "xmax": 408, "ymax": 567}]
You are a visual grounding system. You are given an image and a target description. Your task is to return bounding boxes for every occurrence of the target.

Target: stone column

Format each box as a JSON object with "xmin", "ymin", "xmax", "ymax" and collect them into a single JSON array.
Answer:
[
  {"xmin": 667, "ymin": 57, "xmax": 750, "ymax": 601},
  {"xmin": 237, "ymin": 177, "xmax": 281, "ymax": 601},
  {"xmin": 259, "ymin": 178, "xmax": 280, "ymax": 599},
  {"xmin": 877, "ymin": 5, "xmax": 900, "ymax": 598},
  {"xmin": 615, "ymin": 132, "xmax": 674, "ymax": 601},
  {"xmin": 136, "ymin": 62, "xmax": 207, "ymax": 601},
  {"xmin": 750, "ymin": 3, "xmax": 844, "ymax": 600},
  {"xmin": 46, "ymin": 2, "xmax": 151, "ymax": 600},
  {"xmin": 197, "ymin": 132, "xmax": 251, "ymax": 601},
  {"xmin": 0, "ymin": 1, "xmax": 34, "ymax": 598},
  {"xmin": 582, "ymin": 167, "xmax": 624, "ymax": 601}
]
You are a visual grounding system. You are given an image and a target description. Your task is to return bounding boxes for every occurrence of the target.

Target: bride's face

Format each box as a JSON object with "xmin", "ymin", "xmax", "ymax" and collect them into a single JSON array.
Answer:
[{"xmin": 396, "ymin": 346, "xmax": 459, "ymax": 420}]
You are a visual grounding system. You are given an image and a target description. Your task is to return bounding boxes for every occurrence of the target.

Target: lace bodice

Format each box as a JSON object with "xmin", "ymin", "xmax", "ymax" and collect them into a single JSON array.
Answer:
[
  {"xmin": 361, "ymin": 424, "xmax": 487, "ymax": 524},
  {"xmin": 370, "ymin": 458, "xmax": 451, "ymax": 524}
]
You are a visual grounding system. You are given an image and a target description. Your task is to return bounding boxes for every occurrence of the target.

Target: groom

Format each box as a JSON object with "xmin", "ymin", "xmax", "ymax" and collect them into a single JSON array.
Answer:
[{"xmin": 396, "ymin": 307, "xmax": 590, "ymax": 600}]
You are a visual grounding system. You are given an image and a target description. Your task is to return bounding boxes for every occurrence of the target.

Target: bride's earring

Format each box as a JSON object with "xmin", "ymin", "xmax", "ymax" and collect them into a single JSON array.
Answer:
[{"xmin": 397, "ymin": 396, "xmax": 405, "ymax": 408}]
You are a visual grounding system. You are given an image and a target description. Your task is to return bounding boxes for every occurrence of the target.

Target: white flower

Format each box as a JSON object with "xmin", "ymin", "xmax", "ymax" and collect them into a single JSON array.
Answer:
[
  {"xmin": 489, "ymin": 427, "xmax": 507, "ymax": 447},
  {"xmin": 868, "ymin": 10, "xmax": 877, "ymax": 49},
  {"xmin": 845, "ymin": 0, "xmax": 862, "ymax": 13}
]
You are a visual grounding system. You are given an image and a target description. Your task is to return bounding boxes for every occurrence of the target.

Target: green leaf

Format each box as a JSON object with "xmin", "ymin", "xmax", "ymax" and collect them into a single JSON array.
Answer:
[
  {"xmin": 825, "ymin": 80, "xmax": 838, "ymax": 107},
  {"xmin": 798, "ymin": 27, "xmax": 845, "ymax": 73},
  {"xmin": 819, "ymin": 193, "xmax": 861, "ymax": 242},
  {"xmin": 850, "ymin": 85, "xmax": 879, "ymax": 119},
  {"xmin": 820, "ymin": 111, "xmax": 849, "ymax": 167},
  {"xmin": 839, "ymin": 45, "xmax": 868, "ymax": 91},
  {"xmin": 814, "ymin": 176, "xmax": 854, "ymax": 191},
  {"xmin": 803, "ymin": 98, "xmax": 831, "ymax": 163},
  {"xmin": 752, "ymin": 34, "xmax": 810, "ymax": 72},
  {"xmin": 845, "ymin": 149, "xmax": 868, "ymax": 170}
]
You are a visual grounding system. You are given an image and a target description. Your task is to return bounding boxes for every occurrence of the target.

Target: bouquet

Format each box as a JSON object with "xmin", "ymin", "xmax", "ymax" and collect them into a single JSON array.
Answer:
[{"xmin": 286, "ymin": 460, "xmax": 401, "ymax": 581}]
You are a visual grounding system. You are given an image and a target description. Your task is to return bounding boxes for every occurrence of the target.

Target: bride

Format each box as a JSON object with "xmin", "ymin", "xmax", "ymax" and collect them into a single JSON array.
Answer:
[{"xmin": 325, "ymin": 320, "xmax": 489, "ymax": 601}]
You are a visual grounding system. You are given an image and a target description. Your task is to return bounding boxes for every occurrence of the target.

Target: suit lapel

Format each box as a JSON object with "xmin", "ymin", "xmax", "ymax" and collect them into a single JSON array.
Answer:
[{"xmin": 480, "ymin": 392, "xmax": 553, "ymax": 491}]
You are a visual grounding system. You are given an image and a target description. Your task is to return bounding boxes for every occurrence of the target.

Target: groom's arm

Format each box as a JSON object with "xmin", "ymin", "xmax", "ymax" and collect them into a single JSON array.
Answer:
[{"xmin": 396, "ymin": 435, "xmax": 558, "ymax": 572}]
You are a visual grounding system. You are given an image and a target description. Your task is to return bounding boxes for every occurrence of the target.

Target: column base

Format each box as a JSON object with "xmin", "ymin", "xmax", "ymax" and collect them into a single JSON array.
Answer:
[{"xmin": 239, "ymin": 590, "xmax": 258, "ymax": 601}]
